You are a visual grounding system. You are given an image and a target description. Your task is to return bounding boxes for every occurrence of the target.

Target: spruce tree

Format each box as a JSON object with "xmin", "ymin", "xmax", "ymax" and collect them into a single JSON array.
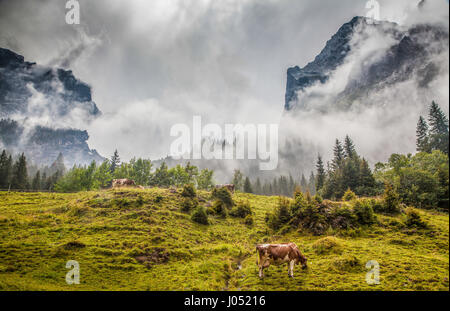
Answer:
[
  {"xmin": 32, "ymin": 170, "xmax": 41, "ymax": 190},
  {"xmin": 11, "ymin": 153, "xmax": 28, "ymax": 190},
  {"xmin": 243, "ymin": 177, "xmax": 253, "ymax": 193},
  {"xmin": 255, "ymin": 178, "xmax": 262, "ymax": 195},
  {"xmin": 0, "ymin": 150, "xmax": 12, "ymax": 188},
  {"xmin": 344, "ymin": 135, "xmax": 357, "ymax": 158},
  {"xmin": 332, "ymin": 139, "xmax": 345, "ymax": 171},
  {"xmin": 110, "ymin": 149, "xmax": 121, "ymax": 173},
  {"xmin": 300, "ymin": 174, "xmax": 308, "ymax": 193},
  {"xmin": 50, "ymin": 153, "xmax": 66, "ymax": 175},
  {"xmin": 316, "ymin": 155, "xmax": 326, "ymax": 192},
  {"xmin": 232, "ymin": 169, "xmax": 244, "ymax": 191},
  {"xmin": 288, "ymin": 175, "xmax": 295, "ymax": 195},
  {"xmin": 358, "ymin": 158, "xmax": 376, "ymax": 196},
  {"xmin": 308, "ymin": 172, "xmax": 316, "ymax": 195},
  {"xmin": 416, "ymin": 116, "xmax": 430, "ymax": 153},
  {"xmin": 428, "ymin": 101, "xmax": 449, "ymax": 155}
]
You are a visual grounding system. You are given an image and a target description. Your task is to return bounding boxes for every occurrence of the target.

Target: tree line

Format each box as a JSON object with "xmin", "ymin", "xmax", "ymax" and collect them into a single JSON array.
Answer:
[{"xmin": 54, "ymin": 150, "xmax": 215, "ymax": 192}]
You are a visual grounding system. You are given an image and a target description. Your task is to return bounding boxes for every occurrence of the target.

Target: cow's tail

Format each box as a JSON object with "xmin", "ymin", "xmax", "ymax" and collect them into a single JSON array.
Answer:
[{"xmin": 255, "ymin": 245, "xmax": 260, "ymax": 266}]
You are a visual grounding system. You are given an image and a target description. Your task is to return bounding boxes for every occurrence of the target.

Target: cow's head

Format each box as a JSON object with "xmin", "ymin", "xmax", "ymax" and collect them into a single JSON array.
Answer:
[{"xmin": 296, "ymin": 250, "xmax": 308, "ymax": 269}]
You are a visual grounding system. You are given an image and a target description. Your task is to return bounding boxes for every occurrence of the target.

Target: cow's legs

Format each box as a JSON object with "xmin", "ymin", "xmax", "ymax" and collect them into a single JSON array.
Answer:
[
  {"xmin": 259, "ymin": 266, "xmax": 264, "ymax": 278},
  {"xmin": 289, "ymin": 260, "xmax": 295, "ymax": 278}
]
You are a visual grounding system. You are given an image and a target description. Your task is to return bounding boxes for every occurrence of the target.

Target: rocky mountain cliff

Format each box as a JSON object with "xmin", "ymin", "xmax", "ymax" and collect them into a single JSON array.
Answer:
[
  {"xmin": 285, "ymin": 16, "xmax": 449, "ymax": 111},
  {"xmin": 0, "ymin": 48, "xmax": 103, "ymax": 166}
]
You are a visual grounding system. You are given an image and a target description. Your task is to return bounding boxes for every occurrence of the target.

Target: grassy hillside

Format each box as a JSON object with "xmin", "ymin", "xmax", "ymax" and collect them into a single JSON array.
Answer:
[{"xmin": 0, "ymin": 188, "xmax": 448, "ymax": 291}]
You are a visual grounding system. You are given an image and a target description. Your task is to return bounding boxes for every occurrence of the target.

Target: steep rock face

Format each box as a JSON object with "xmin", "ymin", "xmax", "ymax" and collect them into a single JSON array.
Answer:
[
  {"xmin": 0, "ymin": 47, "xmax": 100, "ymax": 118},
  {"xmin": 285, "ymin": 16, "xmax": 448, "ymax": 111},
  {"xmin": 0, "ymin": 48, "xmax": 103, "ymax": 166}
]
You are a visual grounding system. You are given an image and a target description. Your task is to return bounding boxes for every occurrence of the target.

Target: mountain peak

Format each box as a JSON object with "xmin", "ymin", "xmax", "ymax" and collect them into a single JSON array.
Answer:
[{"xmin": 284, "ymin": 16, "xmax": 446, "ymax": 111}]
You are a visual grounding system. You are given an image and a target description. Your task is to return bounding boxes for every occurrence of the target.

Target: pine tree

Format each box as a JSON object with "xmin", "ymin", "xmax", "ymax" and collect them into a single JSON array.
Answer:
[
  {"xmin": 255, "ymin": 178, "xmax": 262, "ymax": 195},
  {"xmin": 243, "ymin": 177, "xmax": 253, "ymax": 193},
  {"xmin": 232, "ymin": 169, "xmax": 244, "ymax": 191},
  {"xmin": 300, "ymin": 173, "xmax": 308, "ymax": 193},
  {"xmin": 288, "ymin": 175, "xmax": 295, "ymax": 196},
  {"xmin": 308, "ymin": 172, "xmax": 316, "ymax": 195},
  {"xmin": 110, "ymin": 149, "xmax": 121, "ymax": 173},
  {"xmin": 416, "ymin": 116, "xmax": 430, "ymax": 153},
  {"xmin": 344, "ymin": 135, "xmax": 357, "ymax": 158},
  {"xmin": 332, "ymin": 139, "xmax": 345, "ymax": 171},
  {"xmin": 0, "ymin": 150, "xmax": 12, "ymax": 188},
  {"xmin": 428, "ymin": 101, "xmax": 449, "ymax": 155},
  {"xmin": 11, "ymin": 153, "xmax": 28, "ymax": 189},
  {"xmin": 32, "ymin": 170, "xmax": 41, "ymax": 190},
  {"xmin": 315, "ymin": 155, "xmax": 326, "ymax": 191},
  {"xmin": 50, "ymin": 153, "xmax": 66, "ymax": 175},
  {"xmin": 41, "ymin": 172, "xmax": 48, "ymax": 190},
  {"xmin": 358, "ymin": 158, "xmax": 376, "ymax": 196}
]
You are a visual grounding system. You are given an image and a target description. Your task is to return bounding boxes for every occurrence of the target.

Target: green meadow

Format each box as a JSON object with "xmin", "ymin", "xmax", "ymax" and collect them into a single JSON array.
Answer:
[{"xmin": 0, "ymin": 188, "xmax": 448, "ymax": 291}]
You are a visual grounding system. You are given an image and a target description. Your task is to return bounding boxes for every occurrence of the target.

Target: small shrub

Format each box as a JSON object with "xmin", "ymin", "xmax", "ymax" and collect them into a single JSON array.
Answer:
[
  {"xmin": 313, "ymin": 194, "xmax": 323, "ymax": 204},
  {"xmin": 62, "ymin": 240, "xmax": 86, "ymax": 250},
  {"xmin": 382, "ymin": 183, "xmax": 401, "ymax": 214},
  {"xmin": 313, "ymin": 236, "xmax": 343, "ymax": 254},
  {"xmin": 191, "ymin": 207, "xmax": 209, "ymax": 225},
  {"xmin": 370, "ymin": 199, "xmax": 384, "ymax": 213},
  {"xmin": 181, "ymin": 197, "xmax": 198, "ymax": 213},
  {"xmin": 230, "ymin": 201, "xmax": 252, "ymax": 218},
  {"xmin": 342, "ymin": 188, "xmax": 357, "ymax": 201},
  {"xmin": 331, "ymin": 255, "xmax": 362, "ymax": 272},
  {"xmin": 352, "ymin": 199, "xmax": 376, "ymax": 225},
  {"xmin": 266, "ymin": 197, "xmax": 291, "ymax": 231},
  {"xmin": 330, "ymin": 205, "xmax": 357, "ymax": 229},
  {"xmin": 405, "ymin": 207, "xmax": 428, "ymax": 229},
  {"xmin": 244, "ymin": 214, "xmax": 254, "ymax": 226},
  {"xmin": 181, "ymin": 184, "xmax": 196, "ymax": 198},
  {"xmin": 211, "ymin": 187, "xmax": 234, "ymax": 207},
  {"xmin": 212, "ymin": 200, "xmax": 228, "ymax": 218},
  {"xmin": 295, "ymin": 200, "xmax": 328, "ymax": 235}
]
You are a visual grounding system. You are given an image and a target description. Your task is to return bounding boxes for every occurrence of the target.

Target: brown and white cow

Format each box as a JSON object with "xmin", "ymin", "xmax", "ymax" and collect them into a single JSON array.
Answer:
[
  {"xmin": 215, "ymin": 184, "xmax": 235, "ymax": 193},
  {"xmin": 112, "ymin": 179, "xmax": 136, "ymax": 188},
  {"xmin": 256, "ymin": 243, "xmax": 307, "ymax": 278}
]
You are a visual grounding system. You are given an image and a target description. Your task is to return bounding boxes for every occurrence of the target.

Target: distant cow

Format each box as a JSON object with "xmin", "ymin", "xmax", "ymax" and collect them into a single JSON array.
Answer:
[
  {"xmin": 112, "ymin": 179, "xmax": 136, "ymax": 188},
  {"xmin": 256, "ymin": 243, "xmax": 307, "ymax": 278},
  {"xmin": 215, "ymin": 184, "xmax": 235, "ymax": 193}
]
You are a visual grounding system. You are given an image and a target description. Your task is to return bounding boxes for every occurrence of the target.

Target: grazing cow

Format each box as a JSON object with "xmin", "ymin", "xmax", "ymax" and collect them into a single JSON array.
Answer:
[
  {"xmin": 112, "ymin": 179, "xmax": 136, "ymax": 188},
  {"xmin": 256, "ymin": 243, "xmax": 307, "ymax": 278},
  {"xmin": 215, "ymin": 184, "xmax": 235, "ymax": 193}
]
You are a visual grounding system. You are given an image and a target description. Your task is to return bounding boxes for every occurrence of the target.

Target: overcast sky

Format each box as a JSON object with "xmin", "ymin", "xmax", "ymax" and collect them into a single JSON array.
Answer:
[{"xmin": 0, "ymin": 0, "xmax": 447, "ymax": 161}]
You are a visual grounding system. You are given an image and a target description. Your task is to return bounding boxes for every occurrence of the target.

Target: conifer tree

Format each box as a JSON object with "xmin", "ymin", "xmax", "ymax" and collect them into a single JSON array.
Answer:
[
  {"xmin": 358, "ymin": 158, "xmax": 376, "ymax": 196},
  {"xmin": 50, "ymin": 153, "xmax": 66, "ymax": 175},
  {"xmin": 232, "ymin": 169, "xmax": 244, "ymax": 191},
  {"xmin": 332, "ymin": 139, "xmax": 345, "ymax": 171},
  {"xmin": 110, "ymin": 149, "xmax": 121, "ymax": 173},
  {"xmin": 300, "ymin": 174, "xmax": 308, "ymax": 193},
  {"xmin": 0, "ymin": 150, "xmax": 12, "ymax": 188},
  {"xmin": 428, "ymin": 101, "xmax": 449, "ymax": 155},
  {"xmin": 344, "ymin": 135, "xmax": 357, "ymax": 159},
  {"xmin": 11, "ymin": 153, "xmax": 28, "ymax": 189},
  {"xmin": 308, "ymin": 172, "xmax": 316, "ymax": 195},
  {"xmin": 255, "ymin": 177, "xmax": 262, "ymax": 195},
  {"xmin": 315, "ymin": 155, "xmax": 326, "ymax": 192},
  {"xmin": 32, "ymin": 170, "xmax": 41, "ymax": 190},
  {"xmin": 243, "ymin": 177, "xmax": 253, "ymax": 193},
  {"xmin": 416, "ymin": 116, "xmax": 430, "ymax": 153}
]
